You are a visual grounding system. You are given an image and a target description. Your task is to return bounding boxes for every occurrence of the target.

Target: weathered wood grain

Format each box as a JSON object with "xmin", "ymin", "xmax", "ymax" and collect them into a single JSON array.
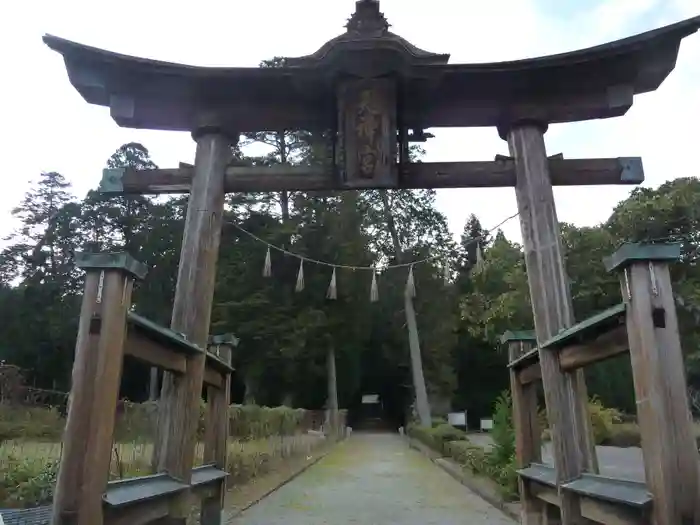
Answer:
[
  {"xmin": 52, "ymin": 269, "xmax": 134, "ymax": 525},
  {"xmin": 509, "ymin": 339, "xmax": 544, "ymax": 524},
  {"xmin": 123, "ymin": 332, "xmax": 187, "ymax": 374},
  {"xmin": 558, "ymin": 324, "xmax": 629, "ymax": 371},
  {"xmin": 508, "ymin": 123, "xmax": 598, "ymax": 525},
  {"xmin": 519, "ymin": 362, "xmax": 543, "ymax": 385},
  {"xmin": 154, "ymin": 131, "xmax": 230, "ymax": 524},
  {"xmin": 102, "ymin": 157, "xmax": 641, "ymax": 194},
  {"xmin": 579, "ymin": 496, "xmax": 644, "ymax": 525},
  {"xmin": 200, "ymin": 343, "xmax": 232, "ymax": 525},
  {"xmin": 619, "ymin": 259, "xmax": 700, "ymax": 525}
]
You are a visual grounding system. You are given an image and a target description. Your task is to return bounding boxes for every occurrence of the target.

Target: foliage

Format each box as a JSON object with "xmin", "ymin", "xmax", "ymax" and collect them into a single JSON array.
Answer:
[
  {"xmin": 407, "ymin": 419, "xmax": 517, "ymax": 500},
  {"xmin": 1, "ymin": 136, "xmax": 699, "ymax": 429},
  {"xmin": 540, "ymin": 397, "xmax": 622, "ymax": 445},
  {"xmin": 226, "ymin": 434, "xmax": 326, "ymax": 486},
  {"xmin": 587, "ymin": 396, "xmax": 622, "ymax": 444},
  {"xmin": 0, "ymin": 455, "xmax": 58, "ymax": 508},
  {"xmin": 0, "ymin": 434, "xmax": 326, "ymax": 508},
  {"xmin": 0, "ymin": 401, "xmax": 324, "ymax": 507},
  {"xmin": 430, "ymin": 423, "xmax": 468, "ymax": 452},
  {"xmin": 605, "ymin": 423, "xmax": 643, "ymax": 448},
  {"xmin": 489, "ymin": 391, "xmax": 515, "ymax": 466},
  {"xmin": 229, "ymin": 405, "xmax": 307, "ymax": 440},
  {"xmin": 0, "ymin": 405, "xmax": 64, "ymax": 441}
]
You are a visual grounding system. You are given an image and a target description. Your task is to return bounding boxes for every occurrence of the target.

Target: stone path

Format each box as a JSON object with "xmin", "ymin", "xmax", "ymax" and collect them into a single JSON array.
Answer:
[{"xmin": 230, "ymin": 433, "xmax": 514, "ymax": 525}]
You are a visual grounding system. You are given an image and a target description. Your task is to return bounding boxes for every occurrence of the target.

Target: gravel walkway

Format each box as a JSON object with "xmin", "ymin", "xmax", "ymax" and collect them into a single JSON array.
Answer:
[{"xmin": 229, "ymin": 433, "xmax": 514, "ymax": 525}]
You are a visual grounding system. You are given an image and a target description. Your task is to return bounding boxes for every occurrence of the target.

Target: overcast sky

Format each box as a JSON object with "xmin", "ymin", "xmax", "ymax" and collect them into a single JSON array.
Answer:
[{"xmin": 1, "ymin": 0, "xmax": 698, "ymax": 247}]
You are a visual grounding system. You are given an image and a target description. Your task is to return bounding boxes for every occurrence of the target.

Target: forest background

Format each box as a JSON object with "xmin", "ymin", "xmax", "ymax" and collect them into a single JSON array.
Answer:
[{"xmin": 1, "ymin": 128, "xmax": 699, "ymax": 426}]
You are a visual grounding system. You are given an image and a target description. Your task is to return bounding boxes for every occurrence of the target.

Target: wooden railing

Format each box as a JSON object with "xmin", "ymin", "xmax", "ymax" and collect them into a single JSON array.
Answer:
[
  {"xmin": 52, "ymin": 252, "xmax": 235, "ymax": 525},
  {"xmin": 505, "ymin": 242, "xmax": 700, "ymax": 525}
]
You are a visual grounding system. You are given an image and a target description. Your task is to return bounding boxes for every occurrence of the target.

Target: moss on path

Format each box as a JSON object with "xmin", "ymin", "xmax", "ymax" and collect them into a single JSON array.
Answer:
[{"xmin": 230, "ymin": 433, "xmax": 514, "ymax": 525}]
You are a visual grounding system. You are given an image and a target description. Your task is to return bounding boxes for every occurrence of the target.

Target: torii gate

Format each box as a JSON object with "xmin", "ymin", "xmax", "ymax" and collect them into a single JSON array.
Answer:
[{"xmin": 44, "ymin": 2, "xmax": 700, "ymax": 524}]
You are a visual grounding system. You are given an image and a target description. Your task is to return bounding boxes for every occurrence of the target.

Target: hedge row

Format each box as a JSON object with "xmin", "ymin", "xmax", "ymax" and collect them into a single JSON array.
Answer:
[
  {"xmin": 0, "ymin": 433, "xmax": 328, "ymax": 509},
  {"xmin": 0, "ymin": 402, "xmax": 315, "ymax": 443},
  {"xmin": 407, "ymin": 422, "xmax": 518, "ymax": 500}
]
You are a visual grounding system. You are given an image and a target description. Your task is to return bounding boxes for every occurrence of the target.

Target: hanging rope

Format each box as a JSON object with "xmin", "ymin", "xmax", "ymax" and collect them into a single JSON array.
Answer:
[
  {"xmin": 223, "ymin": 210, "xmax": 520, "ymax": 271},
  {"xmin": 221, "ymin": 210, "xmax": 520, "ymax": 301}
]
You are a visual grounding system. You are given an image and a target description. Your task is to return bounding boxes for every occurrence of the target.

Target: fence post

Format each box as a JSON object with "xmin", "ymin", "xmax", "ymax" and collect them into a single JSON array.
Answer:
[
  {"xmin": 51, "ymin": 252, "xmax": 146, "ymax": 525},
  {"xmin": 606, "ymin": 242, "xmax": 700, "ymax": 525},
  {"xmin": 200, "ymin": 334, "xmax": 236, "ymax": 525},
  {"xmin": 502, "ymin": 330, "xmax": 543, "ymax": 525}
]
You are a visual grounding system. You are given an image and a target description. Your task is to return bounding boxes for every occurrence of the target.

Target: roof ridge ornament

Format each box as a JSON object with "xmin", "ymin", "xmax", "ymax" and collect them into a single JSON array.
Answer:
[{"xmin": 346, "ymin": 0, "xmax": 390, "ymax": 36}]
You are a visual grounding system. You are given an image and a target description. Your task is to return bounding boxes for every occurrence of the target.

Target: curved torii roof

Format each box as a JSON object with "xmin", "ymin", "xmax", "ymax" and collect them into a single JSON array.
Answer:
[{"xmin": 43, "ymin": 3, "xmax": 700, "ymax": 133}]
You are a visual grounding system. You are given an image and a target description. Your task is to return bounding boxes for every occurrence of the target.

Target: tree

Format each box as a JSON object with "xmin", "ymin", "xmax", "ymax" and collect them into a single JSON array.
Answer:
[
  {"xmin": 104, "ymin": 142, "xmax": 158, "ymax": 253},
  {"xmin": 0, "ymin": 172, "xmax": 81, "ymax": 388},
  {"xmin": 606, "ymin": 178, "xmax": 700, "ymax": 384},
  {"xmin": 2, "ymin": 172, "xmax": 77, "ymax": 288}
]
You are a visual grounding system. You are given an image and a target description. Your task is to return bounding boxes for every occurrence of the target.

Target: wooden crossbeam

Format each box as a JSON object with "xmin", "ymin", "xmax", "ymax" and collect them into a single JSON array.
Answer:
[{"xmin": 100, "ymin": 157, "xmax": 643, "ymax": 194}]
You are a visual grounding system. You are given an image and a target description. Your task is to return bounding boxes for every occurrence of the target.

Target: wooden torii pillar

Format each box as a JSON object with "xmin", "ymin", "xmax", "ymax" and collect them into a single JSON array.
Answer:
[
  {"xmin": 499, "ymin": 120, "xmax": 598, "ymax": 525},
  {"xmin": 152, "ymin": 119, "xmax": 236, "ymax": 524}
]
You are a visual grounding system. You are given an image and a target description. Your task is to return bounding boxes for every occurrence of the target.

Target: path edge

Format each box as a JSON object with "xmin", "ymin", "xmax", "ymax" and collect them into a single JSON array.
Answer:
[
  {"xmin": 406, "ymin": 437, "xmax": 521, "ymax": 522},
  {"xmin": 226, "ymin": 439, "xmax": 343, "ymax": 519}
]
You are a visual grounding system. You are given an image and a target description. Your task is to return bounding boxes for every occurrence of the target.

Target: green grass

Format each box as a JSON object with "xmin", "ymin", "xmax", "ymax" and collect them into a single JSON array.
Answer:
[{"xmin": 0, "ymin": 434, "xmax": 327, "ymax": 508}]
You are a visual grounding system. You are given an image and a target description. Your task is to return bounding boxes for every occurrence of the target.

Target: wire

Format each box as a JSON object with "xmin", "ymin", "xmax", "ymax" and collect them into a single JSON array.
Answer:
[{"xmin": 223, "ymin": 210, "xmax": 521, "ymax": 271}]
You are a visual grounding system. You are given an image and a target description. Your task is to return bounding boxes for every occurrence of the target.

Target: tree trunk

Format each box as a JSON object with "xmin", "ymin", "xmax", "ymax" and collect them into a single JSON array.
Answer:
[
  {"xmin": 327, "ymin": 346, "xmax": 339, "ymax": 435},
  {"xmin": 278, "ymin": 131, "xmax": 291, "ymax": 225},
  {"xmin": 379, "ymin": 191, "xmax": 432, "ymax": 427}
]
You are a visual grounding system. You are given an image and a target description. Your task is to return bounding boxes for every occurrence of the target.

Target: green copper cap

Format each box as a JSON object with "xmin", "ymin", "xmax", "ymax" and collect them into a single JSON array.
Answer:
[
  {"xmin": 100, "ymin": 168, "xmax": 125, "ymax": 193},
  {"xmin": 75, "ymin": 252, "xmax": 147, "ymax": 280},
  {"xmin": 209, "ymin": 333, "xmax": 240, "ymax": 347},
  {"xmin": 500, "ymin": 330, "xmax": 536, "ymax": 344},
  {"xmin": 604, "ymin": 242, "xmax": 681, "ymax": 273}
]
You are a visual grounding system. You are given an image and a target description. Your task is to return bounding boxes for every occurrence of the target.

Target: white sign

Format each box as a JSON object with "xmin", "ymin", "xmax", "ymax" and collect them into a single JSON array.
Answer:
[
  {"xmin": 480, "ymin": 418, "xmax": 494, "ymax": 431},
  {"xmin": 361, "ymin": 394, "xmax": 379, "ymax": 404},
  {"xmin": 448, "ymin": 411, "xmax": 466, "ymax": 426}
]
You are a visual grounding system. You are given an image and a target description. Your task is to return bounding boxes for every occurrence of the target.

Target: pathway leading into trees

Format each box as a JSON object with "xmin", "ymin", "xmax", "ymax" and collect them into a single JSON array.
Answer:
[{"xmin": 229, "ymin": 433, "xmax": 514, "ymax": 525}]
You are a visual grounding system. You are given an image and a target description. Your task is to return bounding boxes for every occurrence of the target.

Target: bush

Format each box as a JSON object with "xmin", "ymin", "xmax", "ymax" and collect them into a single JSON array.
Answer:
[
  {"xmin": 490, "ymin": 391, "xmax": 515, "ymax": 465},
  {"xmin": 408, "ymin": 394, "xmax": 518, "ymax": 501},
  {"xmin": 431, "ymin": 424, "xmax": 467, "ymax": 453},
  {"xmin": 0, "ymin": 455, "xmax": 58, "ymax": 508},
  {"xmin": 539, "ymin": 397, "xmax": 622, "ymax": 445},
  {"xmin": 406, "ymin": 424, "xmax": 437, "ymax": 450},
  {"xmin": 588, "ymin": 396, "xmax": 622, "ymax": 444},
  {"xmin": 445, "ymin": 440, "xmax": 489, "ymax": 473},
  {"xmin": 226, "ymin": 434, "xmax": 325, "ymax": 485},
  {"xmin": 406, "ymin": 423, "xmax": 466, "ymax": 454},
  {"xmin": 485, "ymin": 390, "xmax": 518, "ymax": 499},
  {"xmin": 228, "ymin": 405, "xmax": 305, "ymax": 440},
  {"xmin": 606, "ymin": 423, "xmax": 641, "ymax": 447},
  {"xmin": 0, "ymin": 405, "xmax": 64, "ymax": 442}
]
